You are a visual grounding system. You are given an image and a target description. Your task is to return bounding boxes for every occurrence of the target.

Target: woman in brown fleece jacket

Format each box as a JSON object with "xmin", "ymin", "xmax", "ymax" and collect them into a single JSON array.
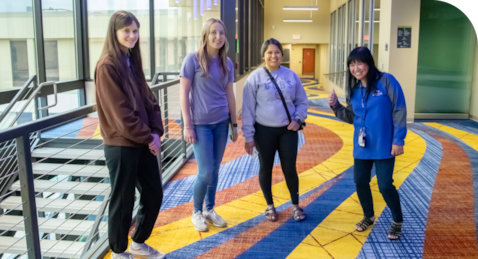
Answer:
[{"xmin": 94, "ymin": 11, "xmax": 164, "ymax": 259}]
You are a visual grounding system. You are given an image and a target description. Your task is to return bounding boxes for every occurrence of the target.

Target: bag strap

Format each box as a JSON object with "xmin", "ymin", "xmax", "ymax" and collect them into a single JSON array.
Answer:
[{"xmin": 263, "ymin": 67, "xmax": 292, "ymax": 124}]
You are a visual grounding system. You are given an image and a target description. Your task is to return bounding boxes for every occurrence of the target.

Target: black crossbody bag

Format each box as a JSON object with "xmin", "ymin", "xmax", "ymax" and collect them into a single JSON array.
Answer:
[{"xmin": 263, "ymin": 67, "xmax": 305, "ymax": 130}]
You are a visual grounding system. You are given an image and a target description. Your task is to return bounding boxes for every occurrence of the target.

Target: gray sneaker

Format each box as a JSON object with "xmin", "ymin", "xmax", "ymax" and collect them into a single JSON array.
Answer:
[
  {"xmin": 129, "ymin": 242, "xmax": 165, "ymax": 259},
  {"xmin": 204, "ymin": 209, "xmax": 227, "ymax": 227},
  {"xmin": 111, "ymin": 252, "xmax": 134, "ymax": 259},
  {"xmin": 192, "ymin": 211, "xmax": 208, "ymax": 232}
]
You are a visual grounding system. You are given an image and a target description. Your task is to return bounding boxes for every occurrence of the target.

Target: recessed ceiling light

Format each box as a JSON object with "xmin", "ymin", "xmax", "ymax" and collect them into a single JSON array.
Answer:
[
  {"xmin": 283, "ymin": 6, "xmax": 318, "ymax": 10},
  {"xmin": 284, "ymin": 19, "xmax": 313, "ymax": 22}
]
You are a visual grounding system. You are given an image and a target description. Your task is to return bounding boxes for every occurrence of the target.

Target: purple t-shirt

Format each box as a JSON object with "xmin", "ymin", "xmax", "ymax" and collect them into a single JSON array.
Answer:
[{"xmin": 180, "ymin": 52, "xmax": 234, "ymax": 125}]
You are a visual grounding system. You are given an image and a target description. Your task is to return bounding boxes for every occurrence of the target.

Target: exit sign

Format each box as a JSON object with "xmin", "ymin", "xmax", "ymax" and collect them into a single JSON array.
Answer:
[{"xmin": 293, "ymin": 34, "xmax": 301, "ymax": 39}]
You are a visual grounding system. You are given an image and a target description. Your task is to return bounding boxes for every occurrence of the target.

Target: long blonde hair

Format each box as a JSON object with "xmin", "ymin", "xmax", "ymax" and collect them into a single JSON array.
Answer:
[{"xmin": 196, "ymin": 18, "xmax": 229, "ymax": 78}]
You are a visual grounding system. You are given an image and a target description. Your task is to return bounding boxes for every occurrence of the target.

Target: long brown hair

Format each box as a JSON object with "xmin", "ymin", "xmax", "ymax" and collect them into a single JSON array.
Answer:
[
  {"xmin": 196, "ymin": 18, "xmax": 229, "ymax": 78},
  {"xmin": 98, "ymin": 11, "xmax": 154, "ymax": 111}
]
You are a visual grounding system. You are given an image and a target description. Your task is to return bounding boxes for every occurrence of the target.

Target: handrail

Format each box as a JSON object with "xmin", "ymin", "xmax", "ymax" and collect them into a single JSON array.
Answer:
[
  {"xmin": 9, "ymin": 81, "xmax": 58, "ymax": 128},
  {"xmin": 324, "ymin": 71, "xmax": 347, "ymax": 75},
  {"xmin": 37, "ymin": 82, "xmax": 58, "ymax": 111},
  {"xmin": 0, "ymin": 105, "xmax": 95, "ymax": 143},
  {"xmin": 0, "ymin": 75, "xmax": 37, "ymax": 124}
]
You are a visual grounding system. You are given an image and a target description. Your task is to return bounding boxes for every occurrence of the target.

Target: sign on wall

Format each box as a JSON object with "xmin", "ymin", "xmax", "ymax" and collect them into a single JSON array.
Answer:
[
  {"xmin": 293, "ymin": 34, "xmax": 301, "ymax": 39},
  {"xmin": 397, "ymin": 26, "xmax": 412, "ymax": 48}
]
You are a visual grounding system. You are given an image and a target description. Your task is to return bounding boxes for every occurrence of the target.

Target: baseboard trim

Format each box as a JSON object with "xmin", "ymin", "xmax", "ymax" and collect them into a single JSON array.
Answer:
[
  {"xmin": 414, "ymin": 113, "xmax": 469, "ymax": 120},
  {"xmin": 470, "ymin": 114, "xmax": 478, "ymax": 122}
]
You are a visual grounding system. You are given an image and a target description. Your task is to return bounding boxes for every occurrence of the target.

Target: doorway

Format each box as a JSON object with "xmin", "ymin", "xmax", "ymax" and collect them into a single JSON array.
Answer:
[{"xmin": 302, "ymin": 48, "xmax": 315, "ymax": 77}]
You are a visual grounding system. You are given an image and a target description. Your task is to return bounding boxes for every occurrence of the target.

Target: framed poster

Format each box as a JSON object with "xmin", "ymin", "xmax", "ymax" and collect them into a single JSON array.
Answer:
[{"xmin": 398, "ymin": 26, "xmax": 412, "ymax": 48}]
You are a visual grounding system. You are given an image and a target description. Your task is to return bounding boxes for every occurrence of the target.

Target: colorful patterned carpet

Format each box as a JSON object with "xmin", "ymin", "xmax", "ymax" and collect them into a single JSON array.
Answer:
[{"xmin": 46, "ymin": 79, "xmax": 478, "ymax": 258}]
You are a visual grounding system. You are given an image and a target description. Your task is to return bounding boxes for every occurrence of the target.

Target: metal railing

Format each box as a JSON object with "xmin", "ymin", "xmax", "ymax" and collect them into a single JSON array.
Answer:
[
  {"xmin": 325, "ymin": 70, "xmax": 347, "ymax": 89},
  {"xmin": 0, "ymin": 73, "xmax": 193, "ymax": 258}
]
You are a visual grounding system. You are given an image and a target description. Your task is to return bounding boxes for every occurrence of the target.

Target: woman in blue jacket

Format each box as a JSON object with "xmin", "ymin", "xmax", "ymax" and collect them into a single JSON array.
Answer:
[{"xmin": 328, "ymin": 47, "xmax": 407, "ymax": 240}]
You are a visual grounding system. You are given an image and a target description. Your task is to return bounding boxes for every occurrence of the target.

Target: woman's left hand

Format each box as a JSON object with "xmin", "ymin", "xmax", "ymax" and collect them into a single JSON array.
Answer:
[
  {"xmin": 391, "ymin": 144, "xmax": 404, "ymax": 156},
  {"xmin": 230, "ymin": 127, "xmax": 238, "ymax": 142},
  {"xmin": 287, "ymin": 120, "xmax": 300, "ymax": 131}
]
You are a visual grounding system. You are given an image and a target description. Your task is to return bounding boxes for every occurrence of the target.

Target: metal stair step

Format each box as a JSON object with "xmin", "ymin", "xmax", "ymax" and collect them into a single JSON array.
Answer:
[
  {"xmin": 33, "ymin": 163, "xmax": 109, "ymax": 178},
  {"xmin": 32, "ymin": 148, "xmax": 105, "ymax": 161},
  {"xmin": 11, "ymin": 180, "xmax": 110, "ymax": 196},
  {"xmin": 0, "ymin": 197, "xmax": 103, "ymax": 214},
  {"xmin": 0, "ymin": 236, "xmax": 84, "ymax": 258},
  {"xmin": 0, "ymin": 215, "xmax": 107, "ymax": 236}
]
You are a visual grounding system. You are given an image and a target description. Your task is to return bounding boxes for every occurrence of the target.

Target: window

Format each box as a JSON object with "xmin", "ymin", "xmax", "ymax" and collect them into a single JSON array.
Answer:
[
  {"xmin": 155, "ymin": 0, "xmax": 221, "ymax": 76},
  {"xmin": 87, "ymin": 0, "xmax": 151, "ymax": 79},
  {"xmin": 44, "ymin": 40, "xmax": 59, "ymax": 81},
  {"xmin": 42, "ymin": 0, "xmax": 77, "ymax": 82},
  {"xmin": 0, "ymin": 0, "xmax": 36, "ymax": 89},
  {"xmin": 10, "ymin": 41, "xmax": 30, "ymax": 86},
  {"xmin": 329, "ymin": 0, "xmax": 379, "ymax": 88}
]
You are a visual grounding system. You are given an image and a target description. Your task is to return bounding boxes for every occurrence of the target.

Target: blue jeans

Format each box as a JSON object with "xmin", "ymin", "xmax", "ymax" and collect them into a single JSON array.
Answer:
[
  {"xmin": 354, "ymin": 157, "xmax": 403, "ymax": 223},
  {"xmin": 192, "ymin": 119, "xmax": 229, "ymax": 213}
]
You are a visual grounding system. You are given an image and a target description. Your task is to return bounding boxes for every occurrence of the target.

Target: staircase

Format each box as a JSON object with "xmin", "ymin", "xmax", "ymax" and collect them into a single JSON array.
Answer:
[{"xmin": 0, "ymin": 143, "xmax": 110, "ymax": 258}]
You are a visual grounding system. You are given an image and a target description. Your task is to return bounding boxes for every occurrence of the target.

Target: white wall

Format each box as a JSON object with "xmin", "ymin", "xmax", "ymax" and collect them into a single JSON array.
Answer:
[{"xmin": 470, "ymin": 43, "xmax": 478, "ymax": 121}]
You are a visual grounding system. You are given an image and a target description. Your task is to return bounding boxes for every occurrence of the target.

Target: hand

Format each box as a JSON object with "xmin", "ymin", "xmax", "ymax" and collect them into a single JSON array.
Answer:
[
  {"xmin": 150, "ymin": 144, "xmax": 160, "ymax": 156},
  {"xmin": 149, "ymin": 134, "xmax": 161, "ymax": 151},
  {"xmin": 183, "ymin": 128, "xmax": 196, "ymax": 144},
  {"xmin": 287, "ymin": 120, "xmax": 300, "ymax": 131},
  {"xmin": 328, "ymin": 89, "xmax": 339, "ymax": 108},
  {"xmin": 245, "ymin": 141, "xmax": 255, "ymax": 155},
  {"xmin": 230, "ymin": 127, "xmax": 238, "ymax": 142},
  {"xmin": 391, "ymin": 144, "xmax": 404, "ymax": 156}
]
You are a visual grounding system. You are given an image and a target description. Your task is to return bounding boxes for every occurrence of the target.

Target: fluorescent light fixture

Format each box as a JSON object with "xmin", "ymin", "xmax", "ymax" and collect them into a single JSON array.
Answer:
[
  {"xmin": 200, "ymin": 0, "xmax": 204, "ymax": 15},
  {"xmin": 284, "ymin": 19, "xmax": 313, "ymax": 22},
  {"xmin": 214, "ymin": 0, "xmax": 218, "ymax": 5},
  {"xmin": 207, "ymin": 0, "xmax": 211, "ymax": 10},
  {"xmin": 176, "ymin": 0, "xmax": 179, "ymax": 2},
  {"xmin": 283, "ymin": 6, "xmax": 318, "ymax": 10}
]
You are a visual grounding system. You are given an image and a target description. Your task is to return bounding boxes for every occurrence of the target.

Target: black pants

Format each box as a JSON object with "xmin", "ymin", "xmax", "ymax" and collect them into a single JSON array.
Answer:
[
  {"xmin": 254, "ymin": 123, "xmax": 299, "ymax": 205},
  {"xmin": 354, "ymin": 157, "xmax": 403, "ymax": 223},
  {"xmin": 104, "ymin": 145, "xmax": 163, "ymax": 253}
]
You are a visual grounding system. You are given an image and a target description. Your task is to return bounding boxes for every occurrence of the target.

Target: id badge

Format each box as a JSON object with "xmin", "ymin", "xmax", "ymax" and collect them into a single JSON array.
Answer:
[{"xmin": 358, "ymin": 128, "xmax": 366, "ymax": 147}]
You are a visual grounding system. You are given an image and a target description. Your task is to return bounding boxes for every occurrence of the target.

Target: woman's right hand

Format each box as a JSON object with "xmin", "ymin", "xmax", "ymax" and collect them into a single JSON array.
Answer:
[
  {"xmin": 245, "ymin": 141, "xmax": 255, "ymax": 155},
  {"xmin": 328, "ymin": 89, "xmax": 339, "ymax": 108},
  {"xmin": 184, "ymin": 128, "xmax": 196, "ymax": 144}
]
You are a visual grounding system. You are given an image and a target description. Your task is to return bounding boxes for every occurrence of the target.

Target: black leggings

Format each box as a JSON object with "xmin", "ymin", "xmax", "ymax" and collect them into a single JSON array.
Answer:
[{"xmin": 254, "ymin": 123, "xmax": 299, "ymax": 205}]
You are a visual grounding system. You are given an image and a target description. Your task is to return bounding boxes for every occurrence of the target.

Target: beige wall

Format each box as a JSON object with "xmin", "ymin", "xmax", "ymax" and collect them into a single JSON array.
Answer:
[
  {"xmin": 471, "ymin": 43, "xmax": 478, "ymax": 121},
  {"xmin": 264, "ymin": 0, "xmax": 330, "ymax": 44},
  {"xmin": 386, "ymin": 0, "xmax": 421, "ymax": 122}
]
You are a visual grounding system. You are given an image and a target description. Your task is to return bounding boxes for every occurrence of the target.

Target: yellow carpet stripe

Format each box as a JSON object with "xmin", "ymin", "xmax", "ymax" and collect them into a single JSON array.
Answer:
[
  {"xmin": 424, "ymin": 122, "xmax": 478, "ymax": 151},
  {"xmin": 103, "ymin": 115, "xmax": 354, "ymax": 257},
  {"xmin": 287, "ymin": 130, "xmax": 426, "ymax": 259}
]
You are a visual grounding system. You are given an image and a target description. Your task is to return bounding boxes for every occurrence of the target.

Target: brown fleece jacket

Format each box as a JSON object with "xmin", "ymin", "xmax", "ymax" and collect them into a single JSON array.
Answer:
[{"xmin": 94, "ymin": 57, "xmax": 164, "ymax": 147}]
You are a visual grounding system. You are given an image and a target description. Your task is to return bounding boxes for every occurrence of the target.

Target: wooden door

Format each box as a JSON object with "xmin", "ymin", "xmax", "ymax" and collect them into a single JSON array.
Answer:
[{"xmin": 302, "ymin": 48, "xmax": 315, "ymax": 76}]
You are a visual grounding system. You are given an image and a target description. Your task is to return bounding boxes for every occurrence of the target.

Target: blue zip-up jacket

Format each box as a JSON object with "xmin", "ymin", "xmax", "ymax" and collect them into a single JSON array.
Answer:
[{"xmin": 331, "ymin": 73, "xmax": 407, "ymax": 160}]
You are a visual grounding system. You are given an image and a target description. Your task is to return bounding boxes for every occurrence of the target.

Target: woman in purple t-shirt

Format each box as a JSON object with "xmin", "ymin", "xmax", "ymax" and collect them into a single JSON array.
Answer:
[{"xmin": 179, "ymin": 18, "xmax": 237, "ymax": 232}]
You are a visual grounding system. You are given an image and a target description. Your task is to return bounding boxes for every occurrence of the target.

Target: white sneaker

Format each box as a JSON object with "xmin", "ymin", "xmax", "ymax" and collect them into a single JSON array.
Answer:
[
  {"xmin": 129, "ymin": 242, "xmax": 165, "ymax": 259},
  {"xmin": 192, "ymin": 211, "xmax": 208, "ymax": 232},
  {"xmin": 111, "ymin": 252, "xmax": 134, "ymax": 259},
  {"xmin": 204, "ymin": 209, "xmax": 227, "ymax": 227}
]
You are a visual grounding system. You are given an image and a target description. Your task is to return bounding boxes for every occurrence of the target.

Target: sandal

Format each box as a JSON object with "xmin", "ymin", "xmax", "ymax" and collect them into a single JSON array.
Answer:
[
  {"xmin": 293, "ymin": 207, "xmax": 306, "ymax": 222},
  {"xmin": 355, "ymin": 216, "xmax": 375, "ymax": 232},
  {"xmin": 265, "ymin": 207, "xmax": 278, "ymax": 222},
  {"xmin": 388, "ymin": 222, "xmax": 402, "ymax": 240}
]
